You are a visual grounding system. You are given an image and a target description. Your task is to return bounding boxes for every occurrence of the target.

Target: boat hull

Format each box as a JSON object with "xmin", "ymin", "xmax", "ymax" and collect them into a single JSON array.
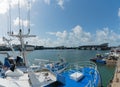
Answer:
[{"xmin": 90, "ymin": 58, "xmax": 106, "ymax": 64}]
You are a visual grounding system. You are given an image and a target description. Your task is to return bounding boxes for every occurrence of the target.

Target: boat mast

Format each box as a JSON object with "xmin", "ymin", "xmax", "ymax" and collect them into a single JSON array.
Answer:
[
  {"xmin": 12, "ymin": 0, "xmax": 35, "ymax": 67},
  {"xmin": 9, "ymin": 29, "xmax": 36, "ymax": 67},
  {"xmin": 6, "ymin": 0, "xmax": 36, "ymax": 67}
]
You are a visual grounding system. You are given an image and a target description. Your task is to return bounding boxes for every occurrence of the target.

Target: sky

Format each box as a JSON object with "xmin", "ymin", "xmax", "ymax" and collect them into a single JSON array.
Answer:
[{"xmin": 0, "ymin": 0, "xmax": 120, "ymax": 47}]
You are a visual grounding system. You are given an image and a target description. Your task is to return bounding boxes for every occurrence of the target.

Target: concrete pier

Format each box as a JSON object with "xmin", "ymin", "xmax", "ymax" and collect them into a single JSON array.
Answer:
[{"xmin": 108, "ymin": 58, "xmax": 120, "ymax": 87}]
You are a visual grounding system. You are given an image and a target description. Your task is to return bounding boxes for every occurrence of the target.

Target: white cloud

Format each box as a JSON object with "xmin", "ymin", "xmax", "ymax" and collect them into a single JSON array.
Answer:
[
  {"xmin": 10, "ymin": 0, "xmax": 28, "ymax": 8},
  {"xmin": 43, "ymin": 0, "xmax": 65, "ymax": 9},
  {"xmin": 44, "ymin": 0, "xmax": 50, "ymax": 5},
  {"xmin": 10, "ymin": 0, "xmax": 36, "ymax": 8},
  {"xmin": 57, "ymin": 0, "xmax": 64, "ymax": 9},
  {"xmin": 70, "ymin": 25, "xmax": 92, "ymax": 45},
  {"xmin": 23, "ymin": 20, "xmax": 29, "ymax": 27},
  {"xmin": 95, "ymin": 28, "xmax": 120, "ymax": 46},
  {"xmin": 0, "ymin": 0, "xmax": 9, "ymax": 14},
  {"xmin": 48, "ymin": 30, "xmax": 67, "ymax": 39},
  {"xmin": 24, "ymin": 36, "xmax": 52, "ymax": 46},
  {"xmin": 96, "ymin": 28, "xmax": 109, "ymax": 43},
  {"xmin": 47, "ymin": 25, "xmax": 92, "ymax": 46},
  {"xmin": 0, "ymin": 38, "xmax": 5, "ymax": 45},
  {"xmin": 13, "ymin": 17, "xmax": 30, "ymax": 27},
  {"xmin": 118, "ymin": 8, "xmax": 120, "ymax": 17},
  {"xmin": 0, "ymin": 0, "xmax": 36, "ymax": 15}
]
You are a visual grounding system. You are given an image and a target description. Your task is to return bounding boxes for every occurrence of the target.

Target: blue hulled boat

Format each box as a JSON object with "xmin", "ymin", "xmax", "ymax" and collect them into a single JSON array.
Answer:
[
  {"xmin": 46, "ymin": 58, "xmax": 68, "ymax": 74},
  {"xmin": 90, "ymin": 54, "xmax": 107, "ymax": 64},
  {"xmin": 57, "ymin": 61, "xmax": 102, "ymax": 87}
]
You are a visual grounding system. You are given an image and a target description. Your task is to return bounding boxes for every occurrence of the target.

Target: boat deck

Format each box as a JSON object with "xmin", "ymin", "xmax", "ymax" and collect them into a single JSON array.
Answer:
[
  {"xmin": 35, "ymin": 70, "xmax": 57, "ymax": 86},
  {"xmin": 59, "ymin": 67, "xmax": 100, "ymax": 87},
  {"xmin": 4, "ymin": 73, "xmax": 30, "ymax": 87}
]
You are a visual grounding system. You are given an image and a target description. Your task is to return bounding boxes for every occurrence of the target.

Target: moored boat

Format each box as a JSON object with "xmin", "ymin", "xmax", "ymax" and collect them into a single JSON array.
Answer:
[
  {"xmin": 0, "ymin": 0, "xmax": 57, "ymax": 86},
  {"xmin": 90, "ymin": 54, "xmax": 107, "ymax": 64},
  {"xmin": 0, "ymin": 29, "xmax": 57, "ymax": 87},
  {"xmin": 45, "ymin": 58, "xmax": 68, "ymax": 74},
  {"xmin": 57, "ymin": 61, "xmax": 102, "ymax": 87}
]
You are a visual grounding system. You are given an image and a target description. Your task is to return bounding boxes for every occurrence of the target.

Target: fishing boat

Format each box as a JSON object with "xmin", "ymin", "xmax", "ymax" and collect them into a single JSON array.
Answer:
[
  {"xmin": 109, "ymin": 48, "xmax": 120, "ymax": 59},
  {"xmin": 0, "ymin": 51, "xmax": 57, "ymax": 87},
  {"xmin": 30, "ymin": 57, "xmax": 68, "ymax": 73},
  {"xmin": 57, "ymin": 61, "xmax": 102, "ymax": 87},
  {"xmin": 0, "ymin": 31, "xmax": 58, "ymax": 87},
  {"xmin": 45, "ymin": 58, "xmax": 68, "ymax": 74},
  {"xmin": 90, "ymin": 54, "xmax": 107, "ymax": 64},
  {"xmin": 0, "ymin": 1, "xmax": 57, "ymax": 87}
]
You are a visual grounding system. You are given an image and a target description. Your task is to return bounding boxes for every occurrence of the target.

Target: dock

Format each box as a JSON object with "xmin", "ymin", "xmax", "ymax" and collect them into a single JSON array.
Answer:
[{"xmin": 108, "ymin": 57, "xmax": 120, "ymax": 87}]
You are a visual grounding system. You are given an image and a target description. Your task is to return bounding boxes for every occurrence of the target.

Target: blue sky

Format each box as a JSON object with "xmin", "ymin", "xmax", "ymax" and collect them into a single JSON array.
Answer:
[{"xmin": 0, "ymin": 0, "xmax": 120, "ymax": 47}]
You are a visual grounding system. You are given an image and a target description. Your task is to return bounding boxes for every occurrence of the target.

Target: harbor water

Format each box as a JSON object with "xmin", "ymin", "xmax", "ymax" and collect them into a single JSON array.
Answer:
[{"xmin": 0, "ymin": 50, "xmax": 115, "ymax": 87}]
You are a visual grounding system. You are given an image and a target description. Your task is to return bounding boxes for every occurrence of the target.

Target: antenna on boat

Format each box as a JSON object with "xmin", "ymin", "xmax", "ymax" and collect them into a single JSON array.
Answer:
[
  {"xmin": 9, "ymin": 2, "xmax": 11, "ymax": 35},
  {"xmin": 27, "ymin": 0, "xmax": 31, "ymax": 31},
  {"xmin": 18, "ymin": 0, "xmax": 21, "ymax": 30},
  {"xmin": 3, "ymin": 1, "xmax": 17, "ymax": 58},
  {"xmin": 7, "ymin": 1, "xmax": 12, "ymax": 35}
]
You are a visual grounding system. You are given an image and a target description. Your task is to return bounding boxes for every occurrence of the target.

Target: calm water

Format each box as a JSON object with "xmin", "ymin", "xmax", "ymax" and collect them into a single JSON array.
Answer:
[{"xmin": 0, "ymin": 50, "xmax": 115, "ymax": 87}]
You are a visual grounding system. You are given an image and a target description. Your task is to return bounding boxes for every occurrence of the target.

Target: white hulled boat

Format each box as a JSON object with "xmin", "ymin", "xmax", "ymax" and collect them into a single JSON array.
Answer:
[{"xmin": 0, "ymin": 0, "xmax": 57, "ymax": 87}]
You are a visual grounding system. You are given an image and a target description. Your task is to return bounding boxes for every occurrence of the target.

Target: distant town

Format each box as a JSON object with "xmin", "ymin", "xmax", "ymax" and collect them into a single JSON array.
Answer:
[{"xmin": 0, "ymin": 43, "xmax": 117, "ymax": 51}]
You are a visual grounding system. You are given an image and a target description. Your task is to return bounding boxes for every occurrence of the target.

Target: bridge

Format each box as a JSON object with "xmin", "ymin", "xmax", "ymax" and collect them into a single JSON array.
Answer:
[{"xmin": 78, "ymin": 43, "xmax": 109, "ymax": 50}]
